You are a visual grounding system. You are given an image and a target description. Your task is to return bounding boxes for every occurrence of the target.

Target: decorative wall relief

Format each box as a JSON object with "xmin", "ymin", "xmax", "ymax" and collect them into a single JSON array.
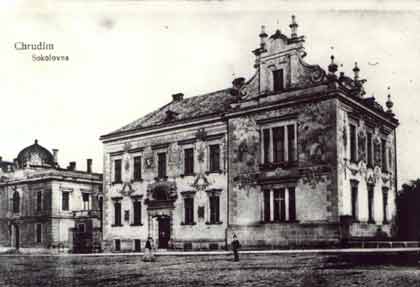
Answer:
[
  {"xmin": 143, "ymin": 146, "xmax": 154, "ymax": 169},
  {"xmin": 145, "ymin": 157, "xmax": 154, "ymax": 169},
  {"xmin": 230, "ymin": 116, "xmax": 260, "ymax": 193},
  {"xmin": 191, "ymin": 173, "xmax": 211, "ymax": 191},
  {"xmin": 237, "ymin": 141, "xmax": 248, "ymax": 163},
  {"xmin": 299, "ymin": 102, "xmax": 335, "ymax": 165},
  {"xmin": 234, "ymin": 172, "xmax": 259, "ymax": 196},
  {"xmin": 168, "ymin": 143, "xmax": 180, "ymax": 164},
  {"xmin": 300, "ymin": 166, "xmax": 330, "ymax": 189},
  {"xmin": 197, "ymin": 142, "xmax": 205, "ymax": 163},
  {"xmin": 122, "ymin": 144, "xmax": 132, "ymax": 184},
  {"xmin": 119, "ymin": 183, "xmax": 134, "ymax": 196}
]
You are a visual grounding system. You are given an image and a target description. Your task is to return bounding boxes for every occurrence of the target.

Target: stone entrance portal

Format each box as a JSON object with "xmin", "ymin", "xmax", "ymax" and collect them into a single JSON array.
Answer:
[{"xmin": 146, "ymin": 180, "xmax": 177, "ymax": 249}]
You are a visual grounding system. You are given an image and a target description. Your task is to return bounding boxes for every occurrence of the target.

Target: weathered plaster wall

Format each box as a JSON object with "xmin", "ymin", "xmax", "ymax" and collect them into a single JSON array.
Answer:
[{"xmin": 228, "ymin": 97, "xmax": 339, "ymax": 244}]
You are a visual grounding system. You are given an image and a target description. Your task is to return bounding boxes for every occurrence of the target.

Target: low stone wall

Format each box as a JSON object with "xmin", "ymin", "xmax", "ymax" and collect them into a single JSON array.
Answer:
[
  {"xmin": 228, "ymin": 222, "xmax": 340, "ymax": 248},
  {"xmin": 349, "ymin": 222, "xmax": 391, "ymax": 238}
]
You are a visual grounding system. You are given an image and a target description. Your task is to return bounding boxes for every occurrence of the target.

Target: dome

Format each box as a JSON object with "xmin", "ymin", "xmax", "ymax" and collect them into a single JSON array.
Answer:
[{"xmin": 16, "ymin": 139, "xmax": 55, "ymax": 167}]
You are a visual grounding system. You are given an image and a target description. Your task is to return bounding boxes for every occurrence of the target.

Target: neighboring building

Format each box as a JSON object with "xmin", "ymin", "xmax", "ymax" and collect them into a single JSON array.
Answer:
[
  {"xmin": 100, "ymin": 16, "xmax": 399, "ymax": 251},
  {"xmin": 0, "ymin": 140, "xmax": 103, "ymax": 253}
]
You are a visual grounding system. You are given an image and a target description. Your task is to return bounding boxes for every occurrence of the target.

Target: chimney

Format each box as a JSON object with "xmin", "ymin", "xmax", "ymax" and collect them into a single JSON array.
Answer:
[
  {"xmin": 232, "ymin": 77, "xmax": 245, "ymax": 90},
  {"xmin": 68, "ymin": 161, "xmax": 76, "ymax": 171},
  {"xmin": 52, "ymin": 149, "xmax": 59, "ymax": 164},
  {"xmin": 172, "ymin": 93, "xmax": 184, "ymax": 102},
  {"xmin": 0, "ymin": 156, "xmax": 2, "ymax": 162},
  {"xmin": 87, "ymin": 159, "xmax": 92, "ymax": 173}
]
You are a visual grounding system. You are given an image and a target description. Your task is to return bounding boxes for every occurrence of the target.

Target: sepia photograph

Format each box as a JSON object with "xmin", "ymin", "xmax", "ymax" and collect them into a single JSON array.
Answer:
[{"xmin": 0, "ymin": 0, "xmax": 420, "ymax": 286}]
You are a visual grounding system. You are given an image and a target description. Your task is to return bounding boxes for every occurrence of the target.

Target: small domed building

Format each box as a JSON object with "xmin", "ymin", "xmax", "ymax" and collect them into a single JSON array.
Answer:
[{"xmin": 0, "ymin": 140, "xmax": 103, "ymax": 253}]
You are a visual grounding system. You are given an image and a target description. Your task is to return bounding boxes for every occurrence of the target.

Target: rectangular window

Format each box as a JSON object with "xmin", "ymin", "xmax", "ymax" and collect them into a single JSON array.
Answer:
[
  {"xmin": 209, "ymin": 195, "xmax": 220, "ymax": 224},
  {"xmin": 36, "ymin": 223, "xmax": 42, "ymax": 243},
  {"xmin": 381, "ymin": 139, "xmax": 387, "ymax": 172},
  {"xmin": 273, "ymin": 69, "xmax": 284, "ymax": 91},
  {"xmin": 114, "ymin": 159, "xmax": 122, "ymax": 183},
  {"xmin": 133, "ymin": 201, "xmax": 142, "ymax": 225},
  {"xmin": 37, "ymin": 191, "xmax": 42, "ymax": 211},
  {"xmin": 158, "ymin": 152, "xmax": 167, "ymax": 178},
  {"xmin": 134, "ymin": 239, "xmax": 141, "ymax": 252},
  {"xmin": 209, "ymin": 145, "xmax": 220, "ymax": 172},
  {"xmin": 287, "ymin": 124, "xmax": 296, "ymax": 162},
  {"xmin": 272, "ymin": 127, "xmax": 285, "ymax": 163},
  {"xmin": 184, "ymin": 148, "xmax": 194, "ymax": 175},
  {"xmin": 115, "ymin": 239, "xmax": 121, "ymax": 251},
  {"xmin": 263, "ymin": 129, "xmax": 270, "ymax": 163},
  {"xmin": 351, "ymin": 184, "xmax": 358, "ymax": 220},
  {"xmin": 279, "ymin": 189, "xmax": 286, "ymax": 221},
  {"xmin": 62, "ymin": 192, "xmax": 69, "ymax": 211},
  {"xmin": 368, "ymin": 185, "xmax": 375, "ymax": 223},
  {"xmin": 382, "ymin": 188, "xmax": 389, "ymax": 223},
  {"xmin": 288, "ymin": 187, "xmax": 296, "ymax": 221},
  {"xmin": 350, "ymin": 124, "xmax": 357, "ymax": 162},
  {"xmin": 367, "ymin": 132, "xmax": 373, "ymax": 167},
  {"xmin": 262, "ymin": 123, "xmax": 297, "ymax": 165},
  {"xmin": 263, "ymin": 190, "xmax": 271, "ymax": 222},
  {"xmin": 114, "ymin": 201, "xmax": 122, "ymax": 226},
  {"xmin": 82, "ymin": 193, "xmax": 90, "ymax": 210},
  {"xmin": 184, "ymin": 198, "xmax": 194, "ymax": 224},
  {"xmin": 133, "ymin": 156, "xmax": 142, "ymax": 181}
]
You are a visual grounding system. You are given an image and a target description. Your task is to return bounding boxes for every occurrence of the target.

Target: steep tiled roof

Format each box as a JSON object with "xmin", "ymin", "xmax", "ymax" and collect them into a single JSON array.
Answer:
[{"xmin": 108, "ymin": 89, "xmax": 237, "ymax": 136}]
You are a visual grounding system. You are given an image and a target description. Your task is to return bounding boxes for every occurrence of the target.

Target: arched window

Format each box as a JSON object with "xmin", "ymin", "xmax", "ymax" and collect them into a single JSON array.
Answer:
[{"xmin": 12, "ymin": 191, "xmax": 20, "ymax": 213}]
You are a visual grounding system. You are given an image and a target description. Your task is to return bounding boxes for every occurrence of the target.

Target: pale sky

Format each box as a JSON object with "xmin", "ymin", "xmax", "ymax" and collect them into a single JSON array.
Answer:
[{"xmin": 0, "ymin": 1, "xmax": 419, "ymax": 187}]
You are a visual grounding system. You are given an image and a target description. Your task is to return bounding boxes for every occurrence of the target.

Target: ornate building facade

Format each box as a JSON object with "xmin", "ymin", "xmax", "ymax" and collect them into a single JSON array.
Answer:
[
  {"xmin": 100, "ymin": 16, "xmax": 398, "ymax": 251},
  {"xmin": 0, "ymin": 140, "xmax": 103, "ymax": 253}
]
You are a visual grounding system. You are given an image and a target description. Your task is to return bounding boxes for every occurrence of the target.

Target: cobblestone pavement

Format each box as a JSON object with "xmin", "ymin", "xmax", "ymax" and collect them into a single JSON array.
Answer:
[{"xmin": 0, "ymin": 253, "xmax": 419, "ymax": 287}]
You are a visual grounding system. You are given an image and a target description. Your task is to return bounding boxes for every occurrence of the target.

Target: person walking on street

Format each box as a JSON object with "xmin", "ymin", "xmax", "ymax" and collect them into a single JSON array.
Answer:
[
  {"xmin": 143, "ymin": 237, "xmax": 155, "ymax": 262},
  {"xmin": 231, "ymin": 234, "xmax": 241, "ymax": 262}
]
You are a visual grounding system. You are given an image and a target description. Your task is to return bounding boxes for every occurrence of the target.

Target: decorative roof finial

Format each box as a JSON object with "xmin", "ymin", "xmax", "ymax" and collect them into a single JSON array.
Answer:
[
  {"xmin": 289, "ymin": 15, "xmax": 298, "ymax": 38},
  {"xmin": 259, "ymin": 25, "xmax": 268, "ymax": 38},
  {"xmin": 339, "ymin": 64, "xmax": 345, "ymax": 79},
  {"xmin": 328, "ymin": 55, "xmax": 338, "ymax": 75},
  {"xmin": 353, "ymin": 62, "xmax": 360, "ymax": 81},
  {"xmin": 386, "ymin": 86, "xmax": 394, "ymax": 114},
  {"xmin": 259, "ymin": 25, "xmax": 268, "ymax": 48}
]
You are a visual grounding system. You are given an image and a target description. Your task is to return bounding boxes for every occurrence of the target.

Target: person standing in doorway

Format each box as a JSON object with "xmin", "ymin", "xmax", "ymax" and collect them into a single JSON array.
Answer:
[{"xmin": 231, "ymin": 234, "xmax": 241, "ymax": 262}]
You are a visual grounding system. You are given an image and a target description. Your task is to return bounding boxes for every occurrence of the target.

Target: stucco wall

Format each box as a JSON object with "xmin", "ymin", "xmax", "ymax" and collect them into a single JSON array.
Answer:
[{"xmin": 228, "ymin": 98, "xmax": 338, "ymax": 222}]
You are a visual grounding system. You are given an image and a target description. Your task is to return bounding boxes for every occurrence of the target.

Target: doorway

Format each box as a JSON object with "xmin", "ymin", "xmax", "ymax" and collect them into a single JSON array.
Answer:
[{"xmin": 158, "ymin": 217, "xmax": 171, "ymax": 249}]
